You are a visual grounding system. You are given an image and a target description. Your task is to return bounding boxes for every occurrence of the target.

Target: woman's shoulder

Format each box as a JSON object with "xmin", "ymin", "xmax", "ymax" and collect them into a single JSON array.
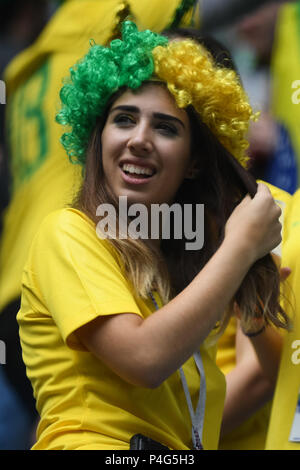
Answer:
[
  {"xmin": 31, "ymin": 207, "xmax": 113, "ymax": 257},
  {"xmin": 39, "ymin": 207, "xmax": 95, "ymax": 233},
  {"xmin": 24, "ymin": 208, "xmax": 91, "ymax": 261},
  {"xmin": 34, "ymin": 207, "xmax": 101, "ymax": 248}
]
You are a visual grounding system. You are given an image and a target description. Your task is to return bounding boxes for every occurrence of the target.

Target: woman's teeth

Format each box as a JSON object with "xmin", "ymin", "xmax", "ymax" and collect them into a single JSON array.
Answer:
[{"xmin": 122, "ymin": 163, "xmax": 155, "ymax": 178}]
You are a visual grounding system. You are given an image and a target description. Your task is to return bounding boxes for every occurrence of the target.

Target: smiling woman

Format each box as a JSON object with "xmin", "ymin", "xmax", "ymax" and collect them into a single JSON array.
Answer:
[
  {"xmin": 101, "ymin": 83, "xmax": 192, "ymax": 207},
  {"xmin": 17, "ymin": 21, "xmax": 289, "ymax": 450}
]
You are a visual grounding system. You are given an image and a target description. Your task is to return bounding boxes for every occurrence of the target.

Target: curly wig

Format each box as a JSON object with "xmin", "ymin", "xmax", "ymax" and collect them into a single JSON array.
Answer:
[{"xmin": 56, "ymin": 20, "xmax": 256, "ymax": 167}]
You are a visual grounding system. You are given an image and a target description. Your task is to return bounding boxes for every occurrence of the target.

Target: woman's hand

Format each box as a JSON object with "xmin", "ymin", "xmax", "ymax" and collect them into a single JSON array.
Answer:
[{"xmin": 224, "ymin": 183, "xmax": 282, "ymax": 263}]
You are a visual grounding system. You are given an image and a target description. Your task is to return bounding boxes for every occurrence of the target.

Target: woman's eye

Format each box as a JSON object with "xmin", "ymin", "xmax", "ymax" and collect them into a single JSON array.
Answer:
[
  {"xmin": 157, "ymin": 123, "xmax": 178, "ymax": 137},
  {"xmin": 113, "ymin": 114, "xmax": 135, "ymax": 126}
]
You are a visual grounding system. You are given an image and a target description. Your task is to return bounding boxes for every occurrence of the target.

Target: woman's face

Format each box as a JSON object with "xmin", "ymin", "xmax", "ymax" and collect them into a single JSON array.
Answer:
[{"xmin": 101, "ymin": 83, "xmax": 193, "ymax": 207}]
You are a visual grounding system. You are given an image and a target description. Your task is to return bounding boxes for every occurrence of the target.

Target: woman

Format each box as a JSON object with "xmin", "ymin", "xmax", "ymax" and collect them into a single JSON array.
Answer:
[{"xmin": 17, "ymin": 21, "xmax": 288, "ymax": 450}]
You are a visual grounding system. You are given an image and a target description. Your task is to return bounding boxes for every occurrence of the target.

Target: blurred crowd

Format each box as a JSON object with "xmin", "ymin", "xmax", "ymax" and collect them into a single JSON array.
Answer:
[
  {"xmin": 0, "ymin": 0, "xmax": 56, "ymax": 233},
  {"xmin": 0, "ymin": 0, "xmax": 299, "ymax": 450},
  {"xmin": 0, "ymin": 0, "xmax": 58, "ymax": 449}
]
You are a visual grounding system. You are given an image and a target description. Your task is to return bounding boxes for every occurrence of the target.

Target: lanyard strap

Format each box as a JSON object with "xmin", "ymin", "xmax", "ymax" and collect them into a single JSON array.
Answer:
[
  {"xmin": 149, "ymin": 292, "xmax": 206, "ymax": 450},
  {"xmin": 179, "ymin": 351, "xmax": 206, "ymax": 450}
]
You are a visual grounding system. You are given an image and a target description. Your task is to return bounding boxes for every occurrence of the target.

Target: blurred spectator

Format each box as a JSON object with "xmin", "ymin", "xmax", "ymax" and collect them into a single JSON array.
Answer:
[
  {"xmin": 268, "ymin": 0, "xmax": 300, "ymax": 192},
  {"xmin": 234, "ymin": 1, "xmax": 298, "ymax": 193},
  {"xmin": 265, "ymin": 1, "xmax": 300, "ymax": 449},
  {"xmin": 236, "ymin": 1, "xmax": 281, "ymax": 65},
  {"xmin": 0, "ymin": 0, "xmax": 52, "ymax": 232},
  {"xmin": 0, "ymin": 0, "xmax": 49, "ymax": 69},
  {"xmin": 200, "ymin": 0, "xmax": 285, "ymax": 31},
  {"xmin": 265, "ymin": 187, "xmax": 300, "ymax": 450}
]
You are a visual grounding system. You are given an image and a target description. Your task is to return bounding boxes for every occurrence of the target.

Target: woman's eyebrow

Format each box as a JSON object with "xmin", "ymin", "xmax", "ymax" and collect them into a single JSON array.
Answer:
[
  {"xmin": 153, "ymin": 112, "xmax": 185, "ymax": 129},
  {"xmin": 110, "ymin": 105, "xmax": 139, "ymax": 114},
  {"xmin": 110, "ymin": 105, "xmax": 185, "ymax": 128}
]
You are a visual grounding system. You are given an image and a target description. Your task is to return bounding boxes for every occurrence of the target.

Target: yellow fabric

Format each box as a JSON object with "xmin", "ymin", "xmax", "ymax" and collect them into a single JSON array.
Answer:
[
  {"xmin": 216, "ymin": 317, "xmax": 237, "ymax": 377},
  {"xmin": 0, "ymin": 0, "xmax": 200, "ymax": 312},
  {"xmin": 217, "ymin": 182, "xmax": 292, "ymax": 450},
  {"xmin": 271, "ymin": 2, "xmax": 300, "ymax": 186},
  {"xmin": 266, "ymin": 188, "xmax": 300, "ymax": 449},
  {"xmin": 17, "ymin": 208, "xmax": 226, "ymax": 450}
]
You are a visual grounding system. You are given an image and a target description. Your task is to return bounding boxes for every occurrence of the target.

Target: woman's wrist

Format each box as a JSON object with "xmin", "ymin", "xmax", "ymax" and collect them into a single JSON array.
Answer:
[{"xmin": 221, "ymin": 235, "xmax": 256, "ymax": 270}]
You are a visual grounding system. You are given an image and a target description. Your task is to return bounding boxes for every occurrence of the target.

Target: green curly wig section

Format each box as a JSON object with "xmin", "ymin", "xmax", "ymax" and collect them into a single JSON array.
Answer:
[{"xmin": 56, "ymin": 21, "xmax": 168, "ymax": 165}]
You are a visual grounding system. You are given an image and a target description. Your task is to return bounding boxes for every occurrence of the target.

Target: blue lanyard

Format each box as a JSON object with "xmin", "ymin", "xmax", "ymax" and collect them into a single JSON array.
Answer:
[{"xmin": 149, "ymin": 292, "xmax": 206, "ymax": 450}]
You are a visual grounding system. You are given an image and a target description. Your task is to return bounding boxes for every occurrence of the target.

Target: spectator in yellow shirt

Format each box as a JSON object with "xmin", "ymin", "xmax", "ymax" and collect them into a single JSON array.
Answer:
[{"xmin": 17, "ymin": 20, "xmax": 287, "ymax": 449}]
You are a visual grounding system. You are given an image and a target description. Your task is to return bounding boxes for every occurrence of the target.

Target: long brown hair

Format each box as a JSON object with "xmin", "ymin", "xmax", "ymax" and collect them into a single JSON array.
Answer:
[
  {"xmin": 73, "ymin": 85, "xmax": 173, "ymax": 304},
  {"xmin": 73, "ymin": 83, "xmax": 291, "ymax": 333}
]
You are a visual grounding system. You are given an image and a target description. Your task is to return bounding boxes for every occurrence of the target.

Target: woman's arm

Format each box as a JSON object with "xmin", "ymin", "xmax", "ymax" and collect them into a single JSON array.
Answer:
[
  {"xmin": 77, "ymin": 184, "xmax": 282, "ymax": 388},
  {"xmin": 220, "ymin": 323, "xmax": 280, "ymax": 437},
  {"xmin": 77, "ymin": 236, "xmax": 255, "ymax": 388},
  {"xmin": 246, "ymin": 324, "xmax": 284, "ymax": 386},
  {"xmin": 237, "ymin": 265, "xmax": 290, "ymax": 385},
  {"xmin": 221, "ymin": 264, "xmax": 289, "ymax": 435}
]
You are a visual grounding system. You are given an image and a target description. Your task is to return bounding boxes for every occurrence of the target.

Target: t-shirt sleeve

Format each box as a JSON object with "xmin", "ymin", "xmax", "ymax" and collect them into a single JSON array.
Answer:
[{"xmin": 26, "ymin": 209, "xmax": 142, "ymax": 350}]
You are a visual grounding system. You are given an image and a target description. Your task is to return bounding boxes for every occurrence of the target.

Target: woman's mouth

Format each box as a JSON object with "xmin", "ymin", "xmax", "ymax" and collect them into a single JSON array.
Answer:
[{"xmin": 120, "ymin": 163, "xmax": 156, "ymax": 185}]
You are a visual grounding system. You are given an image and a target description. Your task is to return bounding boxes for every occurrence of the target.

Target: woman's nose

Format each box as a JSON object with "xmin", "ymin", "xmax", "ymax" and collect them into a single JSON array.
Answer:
[{"xmin": 127, "ymin": 123, "xmax": 153, "ymax": 154}]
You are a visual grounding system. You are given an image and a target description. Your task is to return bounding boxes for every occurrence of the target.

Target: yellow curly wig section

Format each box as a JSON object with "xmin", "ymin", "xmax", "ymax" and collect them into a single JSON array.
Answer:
[{"xmin": 152, "ymin": 40, "xmax": 257, "ymax": 167}]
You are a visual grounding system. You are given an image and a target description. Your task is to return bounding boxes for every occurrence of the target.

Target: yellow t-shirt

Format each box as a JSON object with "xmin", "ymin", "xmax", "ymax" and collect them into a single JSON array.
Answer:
[
  {"xmin": 17, "ymin": 208, "xmax": 225, "ymax": 450},
  {"xmin": 266, "ymin": 188, "xmax": 300, "ymax": 450},
  {"xmin": 0, "ymin": 0, "xmax": 200, "ymax": 312},
  {"xmin": 217, "ymin": 182, "xmax": 292, "ymax": 450}
]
